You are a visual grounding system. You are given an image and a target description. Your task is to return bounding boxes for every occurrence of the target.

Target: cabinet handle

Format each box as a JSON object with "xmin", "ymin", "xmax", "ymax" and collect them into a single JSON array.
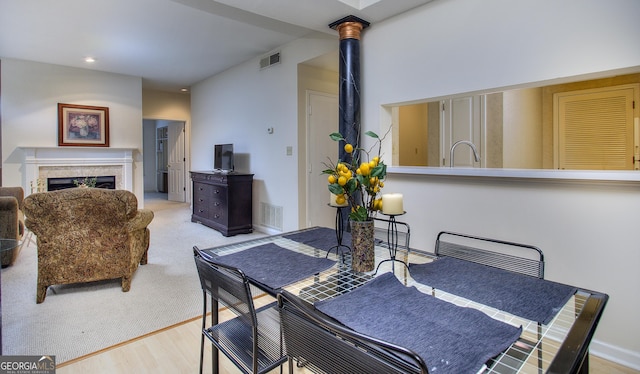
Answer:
[
  {"xmin": 199, "ymin": 209, "xmax": 205, "ymax": 213},
  {"xmin": 214, "ymin": 214, "xmax": 220, "ymax": 219},
  {"xmin": 199, "ymin": 199, "xmax": 204, "ymax": 202},
  {"xmin": 214, "ymin": 202, "xmax": 220, "ymax": 206},
  {"xmin": 214, "ymin": 189, "xmax": 220, "ymax": 194}
]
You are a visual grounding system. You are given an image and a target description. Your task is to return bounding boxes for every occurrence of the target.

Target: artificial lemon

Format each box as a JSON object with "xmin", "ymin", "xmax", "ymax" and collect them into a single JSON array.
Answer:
[
  {"xmin": 359, "ymin": 162, "xmax": 370, "ymax": 175},
  {"xmin": 338, "ymin": 176, "xmax": 347, "ymax": 186},
  {"xmin": 344, "ymin": 143, "xmax": 354, "ymax": 154},
  {"xmin": 328, "ymin": 175, "xmax": 336, "ymax": 184}
]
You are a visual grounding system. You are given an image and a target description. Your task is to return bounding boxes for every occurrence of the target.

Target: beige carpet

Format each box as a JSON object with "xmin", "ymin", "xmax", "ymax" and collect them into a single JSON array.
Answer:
[{"xmin": 1, "ymin": 193, "xmax": 266, "ymax": 363}]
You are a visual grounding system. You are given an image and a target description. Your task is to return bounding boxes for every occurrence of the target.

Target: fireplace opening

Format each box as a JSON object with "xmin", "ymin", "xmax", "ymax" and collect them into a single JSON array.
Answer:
[{"xmin": 47, "ymin": 176, "xmax": 116, "ymax": 191}]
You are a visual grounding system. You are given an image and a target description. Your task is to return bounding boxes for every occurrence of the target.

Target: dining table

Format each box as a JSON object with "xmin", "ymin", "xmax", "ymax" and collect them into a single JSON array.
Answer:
[{"xmin": 200, "ymin": 226, "xmax": 608, "ymax": 374}]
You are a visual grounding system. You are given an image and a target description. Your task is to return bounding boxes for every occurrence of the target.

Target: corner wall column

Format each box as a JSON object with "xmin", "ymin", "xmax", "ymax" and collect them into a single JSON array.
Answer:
[{"xmin": 329, "ymin": 16, "xmax": 370, "ymax": 164}]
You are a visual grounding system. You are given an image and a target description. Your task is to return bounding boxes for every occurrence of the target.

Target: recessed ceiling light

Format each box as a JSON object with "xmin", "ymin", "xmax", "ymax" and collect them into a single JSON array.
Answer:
[
  {"xmin": 180, "ymin": 88, "xmax": 189, "ymax": 92},
  {"xmin": 84, "ymin": 57, "xmax": 96, "ymax": 63}
]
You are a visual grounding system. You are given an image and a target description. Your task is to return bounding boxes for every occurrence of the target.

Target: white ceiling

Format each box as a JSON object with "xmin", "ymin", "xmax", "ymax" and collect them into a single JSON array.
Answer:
[{"xmin": 0, "ymin": 0, "xmax": 433, "ymax": 92}]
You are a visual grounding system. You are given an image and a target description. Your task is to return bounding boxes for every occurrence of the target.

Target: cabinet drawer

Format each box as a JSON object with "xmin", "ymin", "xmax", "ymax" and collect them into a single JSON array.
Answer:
[
  {"xmin": 209, "ymin": 186, "xmax": 227, "ymax": 202},
  {"xmin": 192, "ymin": 172, "xmax": 228, "ymax": 184},
  {"xmin": 194, "ymin": 183, "xmax": 214, "ymax": 198},
  {"xmin": 209, "ymin": 204, "xmax": 226, "ymax": 223}
]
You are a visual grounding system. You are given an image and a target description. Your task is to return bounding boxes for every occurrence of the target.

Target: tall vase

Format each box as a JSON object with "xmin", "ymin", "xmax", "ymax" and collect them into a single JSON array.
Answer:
[{"xmin": 350, "ymin": 220, "xmax": 375, "ymax": 272}]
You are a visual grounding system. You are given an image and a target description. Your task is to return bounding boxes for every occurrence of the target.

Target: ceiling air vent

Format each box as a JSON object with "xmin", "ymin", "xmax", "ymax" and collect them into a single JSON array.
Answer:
[{"xmin": 260, "ymin": 51, "xmax": 281, "ymax": 70}]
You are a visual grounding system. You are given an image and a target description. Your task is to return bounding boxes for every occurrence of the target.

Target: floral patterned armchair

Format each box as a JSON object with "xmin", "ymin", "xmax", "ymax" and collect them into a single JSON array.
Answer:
[
  {"xmin": 23, "ymin": 187, "xmax": 154, "ymax": 303},
  {"xmin": 0, "ymin": 187, "xmax": 25, "ymax": 267}
]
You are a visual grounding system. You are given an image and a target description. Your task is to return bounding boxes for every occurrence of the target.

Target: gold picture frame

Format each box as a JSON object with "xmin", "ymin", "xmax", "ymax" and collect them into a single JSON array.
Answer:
[{"xmin": 58, "ymin": 103, "xmax": 110, "ymax": 147}]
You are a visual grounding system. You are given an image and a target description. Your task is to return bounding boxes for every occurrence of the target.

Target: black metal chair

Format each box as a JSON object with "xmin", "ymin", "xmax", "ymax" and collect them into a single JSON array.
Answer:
[
  {"xmin": 277, "ymin": 290, "xmax": 429, "ymax": 374},
  {"xmin": 434, "ymin": 231, "xmax": 544, "ymax": 278},
  {"xmin": 433, "ymin": 231, "xmax": 546, "ymax": 371},
  {"xmin": 193, "ymin": 246, "xmax": 287, "ymax": 374}
]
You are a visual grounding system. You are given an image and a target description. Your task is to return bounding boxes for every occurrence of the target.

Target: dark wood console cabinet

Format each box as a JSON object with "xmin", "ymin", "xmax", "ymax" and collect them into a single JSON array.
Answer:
[{"xmin": 190, "ymin": 171, "xmax": 253, "ymax": 236}]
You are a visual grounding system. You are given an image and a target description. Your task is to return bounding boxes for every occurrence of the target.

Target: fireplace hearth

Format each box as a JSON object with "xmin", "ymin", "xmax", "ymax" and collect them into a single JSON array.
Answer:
[{"xmin": 47, "ymin": 176, "xmax": 116, "ymax": 191}]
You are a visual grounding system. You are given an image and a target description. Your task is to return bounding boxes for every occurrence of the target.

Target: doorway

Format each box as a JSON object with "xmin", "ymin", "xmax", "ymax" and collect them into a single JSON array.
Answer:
[
  {"xmin": 143, "ymin": 119, "xmax": 187, "ymax": 202},
  {"xmin": 442, "ymin": 96, "xmax": 484, "ymax": 168}
]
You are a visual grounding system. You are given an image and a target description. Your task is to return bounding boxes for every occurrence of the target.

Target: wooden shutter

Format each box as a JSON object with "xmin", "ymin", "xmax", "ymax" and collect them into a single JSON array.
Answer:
[{"xmin": 555, "ymin": 84, "xmax": 637, "ymax": 170}]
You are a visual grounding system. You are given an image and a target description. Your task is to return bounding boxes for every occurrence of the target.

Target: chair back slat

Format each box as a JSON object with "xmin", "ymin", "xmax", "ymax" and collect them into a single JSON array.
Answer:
[{"xmin": 435, "ymin": 231, "xmax": 544, "ymax": 278}]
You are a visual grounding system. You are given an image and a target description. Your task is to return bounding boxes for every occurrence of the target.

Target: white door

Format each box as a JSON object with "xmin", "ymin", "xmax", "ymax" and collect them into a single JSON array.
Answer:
[
  {"xmin": 307, "ymin": 91, "xmax": 339, "ymax": 228},
  {"xmin": 167, "ymin": 121, "xmax": 186, "ymax": 202},
  {"xmin": 442, "ymin": 96, "xmax": 483, "ymax": 167}
]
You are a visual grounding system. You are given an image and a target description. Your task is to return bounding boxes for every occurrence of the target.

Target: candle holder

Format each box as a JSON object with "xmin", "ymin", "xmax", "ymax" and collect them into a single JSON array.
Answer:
[
  {"xmin": 374, "ymin": 211, "xmax": 408, "ymax": 274},
  {"xmin": 327, "ymin": 204, "xmax": 350, "ymax": 258}
]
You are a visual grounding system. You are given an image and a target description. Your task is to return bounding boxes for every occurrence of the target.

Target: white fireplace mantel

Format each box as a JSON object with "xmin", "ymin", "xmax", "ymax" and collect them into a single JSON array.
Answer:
[{"xmin": 21, "ymin": 147, "xmax": 137, "ymax": 195}]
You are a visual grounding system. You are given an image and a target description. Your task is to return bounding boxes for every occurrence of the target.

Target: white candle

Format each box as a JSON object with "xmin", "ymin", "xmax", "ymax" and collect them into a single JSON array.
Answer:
[
  {"xmin": 382, "ymin": 193, "xmax": 404, "ymax": 215},
  {"xmin": 330, "ymin": 192, "xmax": 348, "ymax": 207}
]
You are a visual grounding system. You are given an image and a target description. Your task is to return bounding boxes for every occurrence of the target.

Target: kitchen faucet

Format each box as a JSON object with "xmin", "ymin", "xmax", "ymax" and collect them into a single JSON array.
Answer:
[{"xmin": 450, "ymin": 140, "xmax": 480, "ymax": 167}]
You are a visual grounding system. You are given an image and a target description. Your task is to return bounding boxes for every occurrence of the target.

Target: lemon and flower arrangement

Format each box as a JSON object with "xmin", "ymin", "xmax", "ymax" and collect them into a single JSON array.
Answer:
[{"xmin": 323, "ymin": 130, "xmax": 387, "ymax": 222}]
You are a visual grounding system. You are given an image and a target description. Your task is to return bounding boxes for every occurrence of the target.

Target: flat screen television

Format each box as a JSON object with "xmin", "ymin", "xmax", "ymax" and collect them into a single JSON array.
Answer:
[{"xmin": 214, "ymin": 143, "xmax": 234, "ymax": 172}]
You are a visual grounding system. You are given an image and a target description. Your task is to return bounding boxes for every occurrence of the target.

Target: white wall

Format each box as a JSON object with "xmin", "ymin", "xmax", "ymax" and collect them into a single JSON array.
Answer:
[
  {"xmin": 191, "ymin": 32, "xmax": 337, "ymax": 233},
  {"xmin": 1, "ymin": 58, "xmax": 145, "ymax": 204},
  {"xmin": 361, "ymin": 0, "xmax": 640, "ymax": 368}
]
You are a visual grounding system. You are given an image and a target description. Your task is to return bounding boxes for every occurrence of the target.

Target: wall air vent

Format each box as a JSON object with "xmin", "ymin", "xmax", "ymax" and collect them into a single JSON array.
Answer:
[
  {"xmin": 259, "ymin": 51, "xmax": 281, "ymax": 70},
  {"xmin": 260, "ymin": 202, "xmax": 283, "ymax": 230}
]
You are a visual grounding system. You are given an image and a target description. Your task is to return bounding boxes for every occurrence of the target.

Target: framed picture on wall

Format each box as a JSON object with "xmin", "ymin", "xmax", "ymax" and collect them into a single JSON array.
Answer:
[{"xmin": 58, "ymin": 103, "xmax": 110, "ymax": 147}]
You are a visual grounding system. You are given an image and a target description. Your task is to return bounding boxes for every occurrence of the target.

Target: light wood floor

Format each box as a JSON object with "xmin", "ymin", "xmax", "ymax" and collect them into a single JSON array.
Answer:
[
  {"xmin": 56, "ymin": 296, "xmax": 638, "ymax": 374},
  {"xmin": 56, "ymin": 295, "xmax": 307, "ymax": 374}
]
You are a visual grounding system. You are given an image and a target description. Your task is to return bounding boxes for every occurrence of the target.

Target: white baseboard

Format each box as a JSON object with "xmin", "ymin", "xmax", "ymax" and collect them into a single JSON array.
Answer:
[
  {"xmin": 253, "ymin": 224, "xmax": 281, "ymax": 236},
  {"xmin": 590, "ymin": 339, "xmax": 640, "ymax": 371}
]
